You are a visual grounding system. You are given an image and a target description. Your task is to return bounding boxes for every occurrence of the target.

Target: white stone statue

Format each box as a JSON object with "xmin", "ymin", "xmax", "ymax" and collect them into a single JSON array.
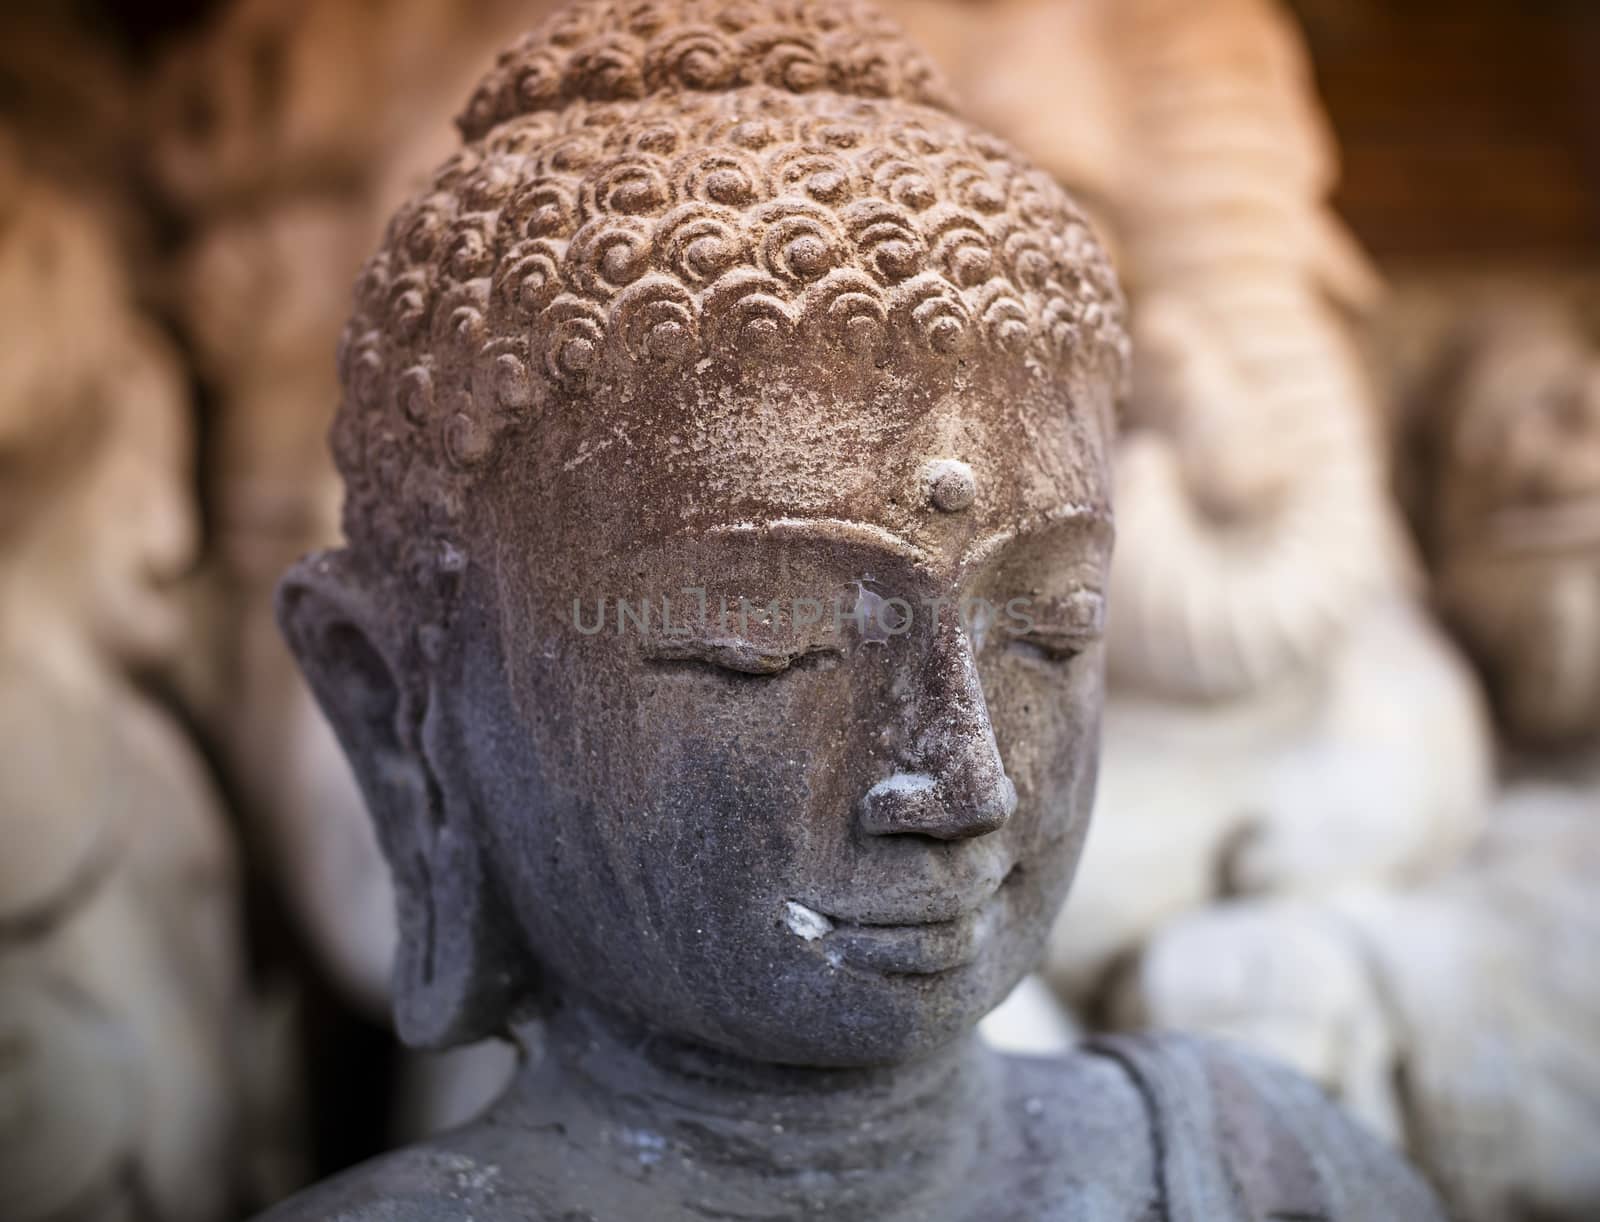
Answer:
[
  {"xmin": 1126, "ymin": 294, "xmax": 1600, "ymax": 1222},
  {"xmin": 0, "ymin": 141, "xmax": 246, "ymax": 1222}
]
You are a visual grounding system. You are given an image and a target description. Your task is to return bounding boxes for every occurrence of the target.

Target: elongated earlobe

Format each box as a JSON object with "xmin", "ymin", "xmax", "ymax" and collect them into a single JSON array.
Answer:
[{"xmin": 276, "ymin": 551, "xmax": 525, "ymax": 1047}]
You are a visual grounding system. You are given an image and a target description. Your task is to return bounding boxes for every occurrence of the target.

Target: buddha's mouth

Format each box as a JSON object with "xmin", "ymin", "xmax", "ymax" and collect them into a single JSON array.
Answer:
[
  {"xmin": 784, "ymin": 868, "xmax": 1018, "ymax": 976},
  {"xmin": 1487, "ymin": 496, "xmax": 1600, "ymax": 554}
]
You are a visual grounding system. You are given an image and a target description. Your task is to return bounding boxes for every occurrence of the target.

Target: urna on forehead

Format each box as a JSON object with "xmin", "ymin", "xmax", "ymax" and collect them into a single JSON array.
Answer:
[{"xmin": 330, "ymin": 0, "xmax": 1126, "ymax": 570}]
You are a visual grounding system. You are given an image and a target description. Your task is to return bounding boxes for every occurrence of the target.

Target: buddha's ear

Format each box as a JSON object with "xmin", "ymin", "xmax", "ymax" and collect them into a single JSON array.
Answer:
[
  {"xmin": 276, "ymin": 550, "xmax": 421, "ymax": 834},
  {"xmin": 276, "ymin": 550, "xmax": 525, "ymax": 1048}
]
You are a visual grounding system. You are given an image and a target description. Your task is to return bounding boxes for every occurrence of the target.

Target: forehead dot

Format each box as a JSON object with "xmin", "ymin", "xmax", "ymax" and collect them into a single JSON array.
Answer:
[{"xmin": 924, "ymin": 459, "xmax": 977, "ymax": 513}]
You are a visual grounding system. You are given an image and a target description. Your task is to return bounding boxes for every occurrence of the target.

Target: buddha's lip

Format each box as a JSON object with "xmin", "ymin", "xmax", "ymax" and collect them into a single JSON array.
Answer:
[
  {"xmin": 829, "ymin": 913, "xmax": 990, "ymax": 975},
  {"xmin": 807, "ymin": 905, "xmax": 985, "ymax": 929},
  {"xmin": 793, "ymin": 865, "xmax": 1014, "ymax": 929},
  {"xmin": 785, "ymin": 870, "xmax": 1016, "ymax": 975}
]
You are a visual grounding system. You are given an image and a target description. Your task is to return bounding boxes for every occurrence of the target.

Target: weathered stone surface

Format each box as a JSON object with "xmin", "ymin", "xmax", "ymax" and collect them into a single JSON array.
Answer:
[{"xmin": 264, "ymin": 2, "xmax": 1446, "ymax": 1217}]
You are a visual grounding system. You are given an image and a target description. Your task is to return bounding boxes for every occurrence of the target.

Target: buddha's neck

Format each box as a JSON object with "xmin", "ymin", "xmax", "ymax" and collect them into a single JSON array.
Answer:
[{"xmin": 495, "ymin": 998, "xmax": 998, "ymax": 1220}]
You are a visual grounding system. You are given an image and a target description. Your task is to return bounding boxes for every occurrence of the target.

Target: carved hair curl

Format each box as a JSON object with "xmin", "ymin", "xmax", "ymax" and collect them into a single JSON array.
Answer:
[{"xmin": 333, "ymin": 0, "xmax": 1128, "ymax": 603}]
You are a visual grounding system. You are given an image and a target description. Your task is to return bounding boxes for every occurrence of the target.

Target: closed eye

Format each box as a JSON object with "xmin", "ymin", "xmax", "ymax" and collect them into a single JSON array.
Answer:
[
  {"xmin": 645, "ymin": 638, "xmax": 842, "ymax": 677},
  {"xmin": 1004, "ymin": 633, "xmax": 1088, "ymax": 666}
]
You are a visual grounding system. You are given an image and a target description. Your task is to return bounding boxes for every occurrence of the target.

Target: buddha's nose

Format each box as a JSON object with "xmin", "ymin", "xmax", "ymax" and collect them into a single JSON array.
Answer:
[{"xmin": 857, "ymin": 625, "xmax": 1017, "ymax": 840}]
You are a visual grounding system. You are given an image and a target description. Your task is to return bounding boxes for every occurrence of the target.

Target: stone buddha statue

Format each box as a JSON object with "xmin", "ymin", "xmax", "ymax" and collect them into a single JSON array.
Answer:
[
  {"xmin": 265, "ymin": 3, "xmax": 1445, "ymax": 1217},
  {"xmin": 1414, "ymin": 303, "xmax": 1600, "ymax": 755}
]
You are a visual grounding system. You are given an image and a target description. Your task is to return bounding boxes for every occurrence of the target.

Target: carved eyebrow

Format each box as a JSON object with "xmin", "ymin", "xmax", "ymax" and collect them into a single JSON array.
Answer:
[
  {"xmin": 643, "ymin": 636, "xmax": 842, "ymax": 676},
  {"xmin": 706, "ymin": 517, "xmax": 931, "ymax": 564},
  {"xmin": 959, "ymin": 504, "xmax": 1111, "ymax": 571}
]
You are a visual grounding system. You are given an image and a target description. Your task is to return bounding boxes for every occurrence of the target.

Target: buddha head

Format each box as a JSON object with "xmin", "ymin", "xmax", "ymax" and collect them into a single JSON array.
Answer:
[
  {"xmin": 280, "ymin": 0, "xmax": 1126, "ymax": 1067},
  {"xmin": 0, "ymin": 142, "xmax": 195, "ymax": 668},
  {"xmin": 1417, "ymin": 305, "xmax": 1600, "ymax": 750}
]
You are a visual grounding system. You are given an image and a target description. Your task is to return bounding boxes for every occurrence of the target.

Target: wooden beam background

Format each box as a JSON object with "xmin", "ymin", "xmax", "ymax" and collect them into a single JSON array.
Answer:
[{"xmin": 1287, "ymin": 0, "xmax": 1600, "ymax": 262}]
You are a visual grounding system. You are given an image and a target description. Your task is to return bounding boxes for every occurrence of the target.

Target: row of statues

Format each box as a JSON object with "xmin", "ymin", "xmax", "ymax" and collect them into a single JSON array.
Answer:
[{"xmin": 0, "ymin": 0, "xmax": 1595, "ymax": 1218}]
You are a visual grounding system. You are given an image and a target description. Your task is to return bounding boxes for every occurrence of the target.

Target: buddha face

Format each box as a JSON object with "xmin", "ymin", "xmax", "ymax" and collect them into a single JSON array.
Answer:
[
  {"xmin": 438, "ymin": 345, "xmax": 1113, "ymax": 1065},
  {"xmin": 1, "ymin": 336, "xmax": 194, "ymax": 668},
  {"xmin": 0, "ymin": 193, "xmax": 195, "ymax": 668},
  {"xmin": 76, "ymin": 348, "xmax": 197, "ymax": 667},
  {"xmin": 1434, "ymin": 326, "xmax": 1600, "ymax": 748}
]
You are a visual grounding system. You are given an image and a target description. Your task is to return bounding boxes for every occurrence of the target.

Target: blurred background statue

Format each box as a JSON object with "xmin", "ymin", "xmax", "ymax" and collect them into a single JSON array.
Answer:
[
  {"xmin": 1411, "ymin": 303, "xmax": 1600, "ymax": 754},
  {"xmin": 0, "ymin": 137, "xmax": 246, "ymax": 1222},
  {"xmin": 1121, "ymin": 280, "xmax": 1600, "ymax": 1222}
]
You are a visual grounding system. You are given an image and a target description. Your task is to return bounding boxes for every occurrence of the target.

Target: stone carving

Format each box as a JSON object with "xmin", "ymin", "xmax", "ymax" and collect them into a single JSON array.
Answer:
[
  {"xmin": 261, "ymin": 3, "xmax": 1445, "ymax": 1217},
  {"xmin": 1126, "ymin": 296, "xmax": 1600, "ymax": 1221},
  {"xmin": 886, "ymin": 0, "xmax": 1492, "ymax": 1007},
  {"xmin": 1409, "ymin": 302, "xmax": 1600, "ymax": 751},
  {"xmin": 0, "ymin": 142, "xmax": 244, "ymax": 1222},
  {"xmin": 333, "ymin": 49, "xmax": 1125, "ymax": 586},
  {"xmin": 1126, "ymin": 783, "xmax": 1600, "ymax": 1222}
]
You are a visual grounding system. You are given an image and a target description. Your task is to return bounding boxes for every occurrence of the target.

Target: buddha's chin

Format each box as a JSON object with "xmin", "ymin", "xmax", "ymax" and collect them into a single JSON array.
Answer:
[{"xmin": 687, "ymin": 945, "xmax": 1023, "ymax": 1069}]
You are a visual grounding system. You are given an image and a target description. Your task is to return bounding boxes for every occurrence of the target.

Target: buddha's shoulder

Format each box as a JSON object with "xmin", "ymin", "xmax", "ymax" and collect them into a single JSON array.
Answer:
[
  {"xmin": 1030, "ymin": 1032, "xmax": 1447, "ymax": 1222},
  {"xmin": 253, "ymin": 1132, "xmax": 557, "ymax": 1222},
  {"xmin": 256, "ymin": 1038, "xmax": 1444, "ymax": 1222}
]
